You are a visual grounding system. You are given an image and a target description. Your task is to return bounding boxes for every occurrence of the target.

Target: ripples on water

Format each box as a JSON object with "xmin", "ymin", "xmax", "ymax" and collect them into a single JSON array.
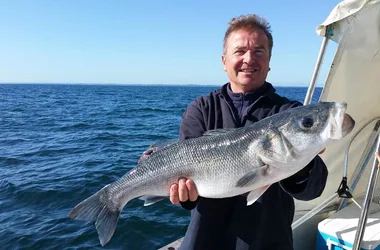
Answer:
[{"xmin": 0, "ymin": 84, "xmax": 321, "ymax": 249}]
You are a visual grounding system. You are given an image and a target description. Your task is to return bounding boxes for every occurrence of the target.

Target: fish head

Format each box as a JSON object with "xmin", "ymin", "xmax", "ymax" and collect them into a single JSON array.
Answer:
[
  {"xmin": 281, "ymin": 101, "xmax": 355, "ymax": 160},
  {"xmin": 256, "ymin": 102, "xmax": 355, "ymax": 168}
]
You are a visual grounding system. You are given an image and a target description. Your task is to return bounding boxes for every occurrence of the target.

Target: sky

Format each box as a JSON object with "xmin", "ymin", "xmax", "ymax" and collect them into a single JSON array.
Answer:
[{"xmin": 0, "ymin": 0, "xmax": 342, "ymax": 86}]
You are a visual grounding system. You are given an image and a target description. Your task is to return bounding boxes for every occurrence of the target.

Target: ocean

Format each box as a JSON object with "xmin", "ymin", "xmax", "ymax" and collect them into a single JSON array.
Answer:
[{"xmin": 0, "ymin": 84, "xmax": 322, "ymax": 250}]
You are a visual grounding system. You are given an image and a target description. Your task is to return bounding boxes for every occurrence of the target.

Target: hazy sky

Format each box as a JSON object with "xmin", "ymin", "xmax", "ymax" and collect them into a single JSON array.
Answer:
[{"xmin": 1, "ymin": 0, "xmax": 342, "ymax": 86}]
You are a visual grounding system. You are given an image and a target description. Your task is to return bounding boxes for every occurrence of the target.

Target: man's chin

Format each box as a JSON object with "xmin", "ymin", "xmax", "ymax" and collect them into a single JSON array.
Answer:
[{"xmin": 239, "ymin": 81, "xmax": 264, "ymax": 89}]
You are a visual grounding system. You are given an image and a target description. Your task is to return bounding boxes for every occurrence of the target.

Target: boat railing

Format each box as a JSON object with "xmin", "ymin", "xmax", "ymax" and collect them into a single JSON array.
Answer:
[
  {"xmin": 292, "ymin": 118, "xmax": 380, "ymax": 230},
  {"xmin": 352, "ymin": 132, "xmax": 380, "ymax": 249},
  {"xmin": 296, "ymin": 19, "xmax": 380, "ymax": 248},
  {"xmin": 339, "ymin": 118, "xmax": 380, "ymax": 210}
]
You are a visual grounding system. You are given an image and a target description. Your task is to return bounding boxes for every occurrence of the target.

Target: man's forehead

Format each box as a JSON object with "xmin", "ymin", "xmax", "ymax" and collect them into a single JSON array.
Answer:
[
  {"xmin": 227, "ymin": 29, "xmax": 269, "ymax": 47},
  {"xmin": 229, "ymin": 38, "xmax": 269, "ymax": 51}
]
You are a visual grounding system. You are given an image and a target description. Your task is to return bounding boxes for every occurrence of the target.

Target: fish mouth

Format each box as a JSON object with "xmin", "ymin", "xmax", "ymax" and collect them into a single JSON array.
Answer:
[
  {"xmin": 330, "ymin": 102, "xmax": 355, "ymax": 139},
  {"xmin": 342, "ymin": 113, "xmax": 355, "ymax": 137}
]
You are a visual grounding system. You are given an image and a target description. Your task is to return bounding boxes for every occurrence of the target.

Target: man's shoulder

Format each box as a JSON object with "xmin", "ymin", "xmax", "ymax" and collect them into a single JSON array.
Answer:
[
  {"xmin": 260, "ymin": 82, "xmax": 301, "ymax": 107},
  {"xmin": 190, "ymin": 85, "xmax": 225, "ymax": 107},
  {"xmin": 269, "ymin": 92, "xmax": 302, "ymax": 107}
]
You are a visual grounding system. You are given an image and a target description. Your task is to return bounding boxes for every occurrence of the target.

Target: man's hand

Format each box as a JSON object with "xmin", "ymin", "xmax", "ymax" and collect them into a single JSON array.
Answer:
[
  {"xmin": 170, "ymin": 178, "xmax": 198, "ymax": 204},
  {"xmin": 138, "ymin": 146, "xmax": 199, "ymax": 204}
]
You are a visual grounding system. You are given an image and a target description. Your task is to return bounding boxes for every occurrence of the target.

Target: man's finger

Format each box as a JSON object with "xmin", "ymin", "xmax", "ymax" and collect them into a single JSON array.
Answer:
[
  {"xmin": 376, "ymin": 152, "xmax": 380, "ymax": 168},
  {"xmin": 170, "ymin": 184, "xmax": 179, "ymax": 204},
  {"xmin": 186, "ymin": 179, "xmax": 198, "ymax": 201},
  {"xmin": 178, "ymin": 178, "xmax": 189, "ymax": 202}
]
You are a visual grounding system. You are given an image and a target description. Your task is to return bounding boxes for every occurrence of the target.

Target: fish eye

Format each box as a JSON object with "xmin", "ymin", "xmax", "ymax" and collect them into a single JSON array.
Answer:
[{"xmin": 300, "ymin": 116, "xmax": 314, "ymax": 129}]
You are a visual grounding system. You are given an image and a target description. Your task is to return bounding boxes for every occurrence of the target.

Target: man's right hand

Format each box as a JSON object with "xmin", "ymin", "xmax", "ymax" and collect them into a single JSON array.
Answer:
[{"xmin": 170, "ymin": 178, "xmax": 198, "ymax": 204}]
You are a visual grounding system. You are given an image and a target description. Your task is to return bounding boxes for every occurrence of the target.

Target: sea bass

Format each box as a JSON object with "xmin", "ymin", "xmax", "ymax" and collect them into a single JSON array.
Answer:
[{"xmin": 68, "ymin": 101, "xmax": 355, "ymax": 246}]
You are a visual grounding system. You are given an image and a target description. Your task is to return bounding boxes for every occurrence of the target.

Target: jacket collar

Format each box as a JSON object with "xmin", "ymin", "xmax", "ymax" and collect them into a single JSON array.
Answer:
[{"xmin": 216, "ymin": 81, "xmax": 277, "ymax": 100}]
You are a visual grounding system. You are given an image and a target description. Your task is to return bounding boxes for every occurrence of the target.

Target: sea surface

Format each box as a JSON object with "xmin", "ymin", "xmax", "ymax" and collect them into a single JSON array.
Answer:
[{"xmin": 0, "ymin": 84, "xmax": 321, "ymax": 250}]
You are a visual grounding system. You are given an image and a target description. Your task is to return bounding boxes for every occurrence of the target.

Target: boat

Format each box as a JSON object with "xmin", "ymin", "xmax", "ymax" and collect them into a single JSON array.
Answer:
[{"xmin": 160, "ymin": 0, "xmax": 380, "ymax": 249}]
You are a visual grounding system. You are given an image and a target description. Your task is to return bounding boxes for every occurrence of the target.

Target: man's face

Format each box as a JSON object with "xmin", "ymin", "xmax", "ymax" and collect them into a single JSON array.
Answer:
[{"xmin": 222, "ymin": 29, "xmax": 271, "ymax": 93}]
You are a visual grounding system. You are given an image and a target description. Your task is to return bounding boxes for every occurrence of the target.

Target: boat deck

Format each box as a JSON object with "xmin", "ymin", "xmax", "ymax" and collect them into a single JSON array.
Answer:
[{"xmin": 158, "ymin": 237, "xmax": 183, "ymax": 250}]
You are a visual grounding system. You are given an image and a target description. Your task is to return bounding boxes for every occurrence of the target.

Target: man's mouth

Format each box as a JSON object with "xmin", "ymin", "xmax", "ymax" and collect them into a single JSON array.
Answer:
[{"xmin": 239, "ymin": 69, "xmax": 259, "ymax": 73}]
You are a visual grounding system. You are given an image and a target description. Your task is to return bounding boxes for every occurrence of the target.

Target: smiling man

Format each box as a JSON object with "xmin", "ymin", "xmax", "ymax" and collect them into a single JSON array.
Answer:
[
  {"xmin": 168, "ymin": 14, "xmax": 328, "ymax": 250},
  {"xmin": 222, "ymin": 24, "xmax": 271, "ymax": 94}
]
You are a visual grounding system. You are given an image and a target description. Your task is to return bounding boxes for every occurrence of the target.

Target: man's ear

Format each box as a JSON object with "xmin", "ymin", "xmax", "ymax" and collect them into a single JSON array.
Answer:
[{"xmin": 222, "ymin": 55, "xmax": 227, "ymax": 71}]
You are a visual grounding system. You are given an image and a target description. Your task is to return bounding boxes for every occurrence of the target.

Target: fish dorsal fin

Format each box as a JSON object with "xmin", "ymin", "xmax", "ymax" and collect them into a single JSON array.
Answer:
[
  {"xmin": 150, "ymin": 140, "xmax": 178, "ymax": 150},
  {"xmin": 203, "ymin": 128, "xmax": 238, "ymax": 136},
  {"xmin": 138, "ymin": 140, "xmax": 177, "ymax": 163}
]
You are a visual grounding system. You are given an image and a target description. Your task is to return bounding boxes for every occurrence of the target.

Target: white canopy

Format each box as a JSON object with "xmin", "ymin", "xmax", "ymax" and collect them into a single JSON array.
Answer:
[
  {"xmin": 293, "ymin": 0, "xmax": 380, "ymax": 248},
  {"xmin": 297, "ymin": 0, "xmax": 380, "ymax": 211}
]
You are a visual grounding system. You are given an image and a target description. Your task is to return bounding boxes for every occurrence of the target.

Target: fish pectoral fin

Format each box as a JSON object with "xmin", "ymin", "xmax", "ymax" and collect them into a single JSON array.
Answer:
[
  {"xmin": 246, "ymin": 185, "xmax": 271, "ymax": 206},
  {"xmin": 235, "ymin": 165, "xmax": 269, "ymax": 188},
  {"xmin": 139, "ymin": 195, "xmax": 166, "ymax": 206}
]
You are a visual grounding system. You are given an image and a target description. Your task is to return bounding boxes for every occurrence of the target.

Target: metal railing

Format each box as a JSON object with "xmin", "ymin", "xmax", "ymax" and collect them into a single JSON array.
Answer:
[{"xmin": 296, "ymin": 23, "xmax": 380, "ymax": 249}]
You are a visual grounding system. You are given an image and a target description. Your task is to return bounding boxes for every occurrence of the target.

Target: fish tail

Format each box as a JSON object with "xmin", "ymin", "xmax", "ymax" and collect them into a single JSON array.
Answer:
[{"xmin": 68, "ymin": 186, "xmax": 121, "ymax": 246}]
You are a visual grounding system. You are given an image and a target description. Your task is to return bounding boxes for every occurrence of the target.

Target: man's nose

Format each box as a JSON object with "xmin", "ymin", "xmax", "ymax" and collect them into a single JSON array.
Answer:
[{"xmin": 243, "ymin": 51, "xmax": 255, "ymax": 63}]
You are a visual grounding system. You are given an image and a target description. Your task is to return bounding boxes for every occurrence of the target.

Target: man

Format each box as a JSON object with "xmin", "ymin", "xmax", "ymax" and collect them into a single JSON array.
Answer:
[{"xmin": 168, "ymin": 14, "xmax": 328, "ymax": 250}]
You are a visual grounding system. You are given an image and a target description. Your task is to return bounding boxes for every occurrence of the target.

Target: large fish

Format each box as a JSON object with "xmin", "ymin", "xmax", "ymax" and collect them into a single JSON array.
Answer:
[{"xmin": 68, "ymin": 101, "xmax": 355, "ymax": 246}]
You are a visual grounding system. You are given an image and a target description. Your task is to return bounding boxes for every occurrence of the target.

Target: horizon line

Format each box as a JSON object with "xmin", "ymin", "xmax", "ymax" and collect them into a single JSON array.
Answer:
[{"xmin": 0, "ymin": 82, "xmax": 323, "ymax": 88}]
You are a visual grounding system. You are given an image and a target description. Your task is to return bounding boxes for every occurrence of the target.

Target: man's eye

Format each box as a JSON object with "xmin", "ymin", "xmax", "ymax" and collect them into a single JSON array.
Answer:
[
  {"xmin": 235, "ymin": 50, "xmax": 245, "ymax": 54},
  {"xmin": 254, "ymin": 50, "xmax": 264, "ymax": 56}
]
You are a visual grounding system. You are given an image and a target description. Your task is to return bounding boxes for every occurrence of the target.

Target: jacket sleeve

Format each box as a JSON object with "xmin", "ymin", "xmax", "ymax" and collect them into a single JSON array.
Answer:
[
  {"xmin": 178, "ymin": 99, "xmax": 205, "ymax": 210},
  {"xmin": 179, "ymin": 99, "xmax": 206, "ymax": 141},
  {"xmin": 279, "ymin": 155, "xmax": 328, "ymax": 201}
]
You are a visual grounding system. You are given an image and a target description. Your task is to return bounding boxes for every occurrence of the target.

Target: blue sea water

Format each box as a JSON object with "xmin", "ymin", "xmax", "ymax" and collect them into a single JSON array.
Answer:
[{"xmin": 0, "ymin": 84, "xmax": 321, "ymax": 250}]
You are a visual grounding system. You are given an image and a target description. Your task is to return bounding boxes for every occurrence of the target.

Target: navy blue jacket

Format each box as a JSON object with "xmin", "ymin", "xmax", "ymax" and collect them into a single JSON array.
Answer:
[{"xmin": 178, "ymin": 82, "xmax": 328, "ymax": 250}]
